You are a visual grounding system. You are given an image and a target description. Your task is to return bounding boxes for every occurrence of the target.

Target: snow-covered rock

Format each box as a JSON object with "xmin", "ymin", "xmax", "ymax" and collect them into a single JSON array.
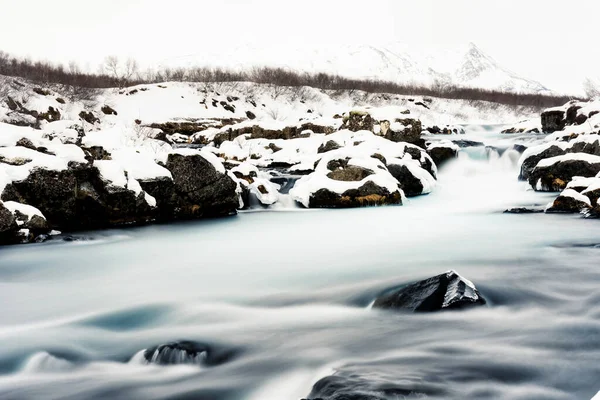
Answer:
[
  {"xmin": 545, "ymin": 189, "xmax": 592, "ymax": 214},
  {"xmin": 372, "ymin": 270, "xmax": 487, "ymax": 312},
  {"xmin": 426, "ymin": 141, "xmax": 459, "ymax": 166},
  {"xmin": 290, "ymin": 151, "xmax": 403, "ymax": 208},
  {"xmin": 528, "ymin": 153, "xmax": 600, "ymax": 191}
]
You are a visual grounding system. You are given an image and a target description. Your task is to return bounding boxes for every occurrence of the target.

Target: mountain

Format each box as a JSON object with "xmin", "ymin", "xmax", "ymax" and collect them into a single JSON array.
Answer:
[{"xmin": 157, "ymin": 42, "xmax": 550, "ymax": 94}]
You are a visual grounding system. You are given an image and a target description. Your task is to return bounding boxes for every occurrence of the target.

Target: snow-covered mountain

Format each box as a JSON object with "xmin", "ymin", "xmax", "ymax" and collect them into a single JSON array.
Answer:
[{"xmin": 158, "ymin": 42, "xmax": 550, "ymax": 94}]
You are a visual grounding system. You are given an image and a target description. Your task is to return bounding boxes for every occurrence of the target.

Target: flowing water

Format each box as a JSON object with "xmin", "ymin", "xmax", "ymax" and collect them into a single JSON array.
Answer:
[{"xmin": 0, "ymin": 128, "xmax": 599, "ymax": 400}]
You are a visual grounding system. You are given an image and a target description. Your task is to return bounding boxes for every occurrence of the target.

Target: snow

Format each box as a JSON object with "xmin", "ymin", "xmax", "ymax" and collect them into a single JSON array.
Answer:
[
  {"xmin": 535, "ymin": 153, "xmax": 600, "ymax": 169},
  {"xmin": 94, "ymin": 160, "xmax": 128, "ymax": 187},
  {"xmin": 443, "ymin": 270, "xmax": 480, "ymax": 308},
  {"xmin": 555, "ymin": 189, "xmax": 592, "ymax": 206},
  {"xmin": 3, "ymin": 201, "xmax": 45, "ymax": 224},
  {"xmin": 290, "ymin": 147, "xmax": 402, "ymax": 208}
]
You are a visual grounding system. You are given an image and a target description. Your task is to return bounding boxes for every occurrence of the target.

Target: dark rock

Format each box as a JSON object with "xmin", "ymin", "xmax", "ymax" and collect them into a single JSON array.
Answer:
[
  {"xmin": 55, "ymin": 98, "xmax": 66, "ymax": 104},
  {"xmin": 1, "ymin": 164, "xmax": 154, "ymax": 230},
  {"xmin": 519, "ymin": 145, "xmax": 566, "ymax": 181},
  {"xmin": 452, "ymin": 139, "xmax": 484, "ymax": 148},
  {"xmin": 15, "ymin": 138, "xmax": 37, "ymax": 151},
  {"xmin": 541, "ymin": 109, "xmax": 566, "ymax": 133},
  {"xmin": 101, "ymin": 105, "xmax": 118, "ymax": 115},
  {"xmin": 140, "ymin": 153, "xmax": 238, "ymax": 220},
  {"xmin": 34, "ymin": 234, "xmax": 49, "ymax": 243},
  {"xmin": 309, "ymin": 181, "xmax": 401, "ymax": 208},
  {"xmin": 0, "ymin": 202, "xmax": 17, "ymax": 235},
  {"xmin": 387, "ymin": 164, "xmax": 425, "ymax": 197},
  {"xmin": 546, "ymin": 190, "xmax": 591, "ymax": 213},
  {"xmin": 143, "ymin": 340, "xmax": 239, "ymax": 367},
  {"xmin": 82, "ymin": 146, "xmax": 111, "ymax": 162},
  {"xmin": 267, "ymin": 143, "xmax": 282, "ymax": 153},
  {"xmin": 528, "ymin": 156, "xmax": 600, "ymax": 191},
  {"xmin": 425, "ymin": 125, "xmax": 442, "ymax": 134},
  {"xmin": 565, "ymin": 105, "xmax": 582, "ymax": 125},
  {"xmin": 504, "ymin": 207, "xmax": 544, "ymax": 214},
  {"xmin": 512, "ymin": 144, "xmax": 528, "ymax": 153},
  {"xmin": 33, "ymin": 87, "xmax": 51, "ymax": 96},
  {"xmin": 305, "ymin": 374, "xmax": 426, "ymax": 400},
  {"xmin": 373, "ymin": 270, "xmax": 486, "ymax": 312},
  {"xmin": 384, "ymin": 118, "xmax": 422, "ymax": 145},
  {"xmin": 245, "ymin": 111, "xmax": 256, "ymax": 120},
  {"xmin": 404, "ymin": 146, "xmax": 436, "ymax": 179},
  {"xmin": 427, "ymin": 145, "xmax": 458, "ymax": 166},
  {"xmin": 37, "ymin": 106, "xmax": 61, "ymax": 122},
  {"xmin": 318, "ymin": 140, "xmax": 341, "ymax": 154},
  {"xmin": 569, "ymin": 139, "xmax": 600, "ymax": 156}
]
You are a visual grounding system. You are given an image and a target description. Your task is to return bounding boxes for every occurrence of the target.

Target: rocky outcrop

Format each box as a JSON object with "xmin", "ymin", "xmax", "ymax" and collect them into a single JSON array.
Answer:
[
  {"xmin": 528, "ymin": 155, "xmax": 600, "ymax": 191},
  {"xmin": 372, "ymin": 270, "xmax": 486, "ymax": 312},
  {"xmin": 140, "ymin": 153, "xmax": 238, "ymax": 219},
  {"xmin": 541, "ymin": 109, "xmax": 566, "ymax": 133},
  {"xmin": 1, "ymin": 164, "xmax": 153, "ymax": 230},
  {"xmin": 427, "ymin": 144, "xmax": 458, "ymax": 166},
  {"xmin": 519, "ymin": 145, "xmax": 566, "ymax": 181}
]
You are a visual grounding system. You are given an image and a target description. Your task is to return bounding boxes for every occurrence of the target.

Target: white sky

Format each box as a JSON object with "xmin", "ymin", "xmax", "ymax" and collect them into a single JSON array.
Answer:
[{"xmin": 1, "ymin": 0, "xmax": 598, "ymax": 94}]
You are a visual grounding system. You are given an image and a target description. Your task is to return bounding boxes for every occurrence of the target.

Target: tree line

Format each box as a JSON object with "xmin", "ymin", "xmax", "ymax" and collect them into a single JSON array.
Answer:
[{"xmin": 0, "ymin": 51, "xmax": 580, "ymax": 108}]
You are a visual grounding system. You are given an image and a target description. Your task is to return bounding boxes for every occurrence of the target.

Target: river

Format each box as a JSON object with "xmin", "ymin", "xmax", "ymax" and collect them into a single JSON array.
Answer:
[{"xmin": 0, "ymin": 127, "xmax": 599, "ymax": 400}]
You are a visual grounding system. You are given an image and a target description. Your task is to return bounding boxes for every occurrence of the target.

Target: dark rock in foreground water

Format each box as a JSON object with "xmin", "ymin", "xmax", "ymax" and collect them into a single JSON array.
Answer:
[
  {"xmin": 143, "ymin": 340, "xmax": 239, "ymax": 367},
  {"xmin": 373, "ymin": 270, "xmax": 486, "ymax": 312},
  {"xmin": 504, "ymin": 207, "xmax": 544, "ymax": 214}
]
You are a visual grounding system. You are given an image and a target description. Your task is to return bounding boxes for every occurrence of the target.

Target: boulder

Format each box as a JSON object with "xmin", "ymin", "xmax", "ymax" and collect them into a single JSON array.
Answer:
[
  {"xmin": 528, "ymin": 154, "xmax": 600, "ymax": 191},
  {"xmin": 305, "ymin": 374, "xmax": 426, "ymax": 400},
  {"xmin": 386, "ymin": 163, "xmax": 434, "ymax": 197},
  {"xmin": 427, "ymin": 144, "xmax": 458, "ymax": 166},
  {"xmin": 519, "ymin": 145, "xmax": 566, "ymax": 181},
  {"xmin": 372, "ymin": 270, "xmax": 486, "ymax": 312},
  {"xmin": 142, "ymin": 340, "xmax": 239, "ymax": 367},
  {"xmin": 384, "ymin": 118, "xmax": 422, "ymax": 146},
  {"xmin": 541, "ymin": 109, "xmax": 566, "ymax": 133},
  {"xmin": 546, "ymin": 189, "xmax": 592, "ymax": 213},
  {"xmin": 1, "ymin": 164, "xmax": 154, "ymax": 230},
  {"xmin": 140, "ymin": 153, "xmax": 238, "ymax": 219}
]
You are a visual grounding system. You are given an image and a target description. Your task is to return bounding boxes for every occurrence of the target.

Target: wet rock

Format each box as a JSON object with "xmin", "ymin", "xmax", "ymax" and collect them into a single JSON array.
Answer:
[
  {"xmin": 452, "ymin": 139, "xmax": 484, "ymax": 148},
  {"xmin": 528, "ymin": 155, "xmax": 600, "ymax": 191},
  {"xmin": 519, "ymin": 145, "xmax": 566, "ymax": 181},
  {"xmin": 427, "ymin": 145, "xmax": 458, "ymax": 166},
  {"xmin": 387, "ymin": 164, "xmax": 426, "ymax": 197},
  {"xmin": 504, "ymin": 207, "xmax": 544, "ymax": 214},
  {"xmin": 140, "ymin": 153, "xmax": 238, "ymax": 220},
  {"xmin": 512, "ymin": 144, "xmax": 528, "ymax": 153},
  {"xmin": 143, "ymin": 341, "xmax": 239, "ymax": 367},
  {"xmin": 546, "ymin": 189, "xmax": 592, "ymax": 213},
  {"xmin": 373, "ymin": 270, "xmax": 486, "ymax": 312}
]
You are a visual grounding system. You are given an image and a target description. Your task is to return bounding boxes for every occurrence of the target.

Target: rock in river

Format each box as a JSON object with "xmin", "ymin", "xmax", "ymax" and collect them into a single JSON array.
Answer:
[{"xmin": 372, "ymin": 270, "xmax": 486, "ymax": 312}]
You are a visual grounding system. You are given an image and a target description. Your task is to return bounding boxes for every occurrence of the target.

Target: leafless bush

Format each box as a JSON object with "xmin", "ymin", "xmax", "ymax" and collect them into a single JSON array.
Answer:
[{"xmin": 0, "ymin": 49, "xmax": 582, "ymax": 108}]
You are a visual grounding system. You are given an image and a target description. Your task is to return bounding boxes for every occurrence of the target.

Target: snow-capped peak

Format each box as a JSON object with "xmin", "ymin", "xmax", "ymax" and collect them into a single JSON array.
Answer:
[{"xmin": 156, "ymin": 42, "xmax": 550, "ymax": 94}]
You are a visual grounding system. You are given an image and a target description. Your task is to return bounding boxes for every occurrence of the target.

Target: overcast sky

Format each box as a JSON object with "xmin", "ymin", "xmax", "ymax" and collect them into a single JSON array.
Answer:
[{"xmin": 1, "ymin": 0, "xmax": 598, "ymax": 94}]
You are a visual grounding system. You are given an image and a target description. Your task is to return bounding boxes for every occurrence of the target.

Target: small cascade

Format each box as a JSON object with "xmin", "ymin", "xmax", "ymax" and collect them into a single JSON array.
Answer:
[{"xmin": 21, "ymin": 352, "xmax": 74, "ymax": 373}]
